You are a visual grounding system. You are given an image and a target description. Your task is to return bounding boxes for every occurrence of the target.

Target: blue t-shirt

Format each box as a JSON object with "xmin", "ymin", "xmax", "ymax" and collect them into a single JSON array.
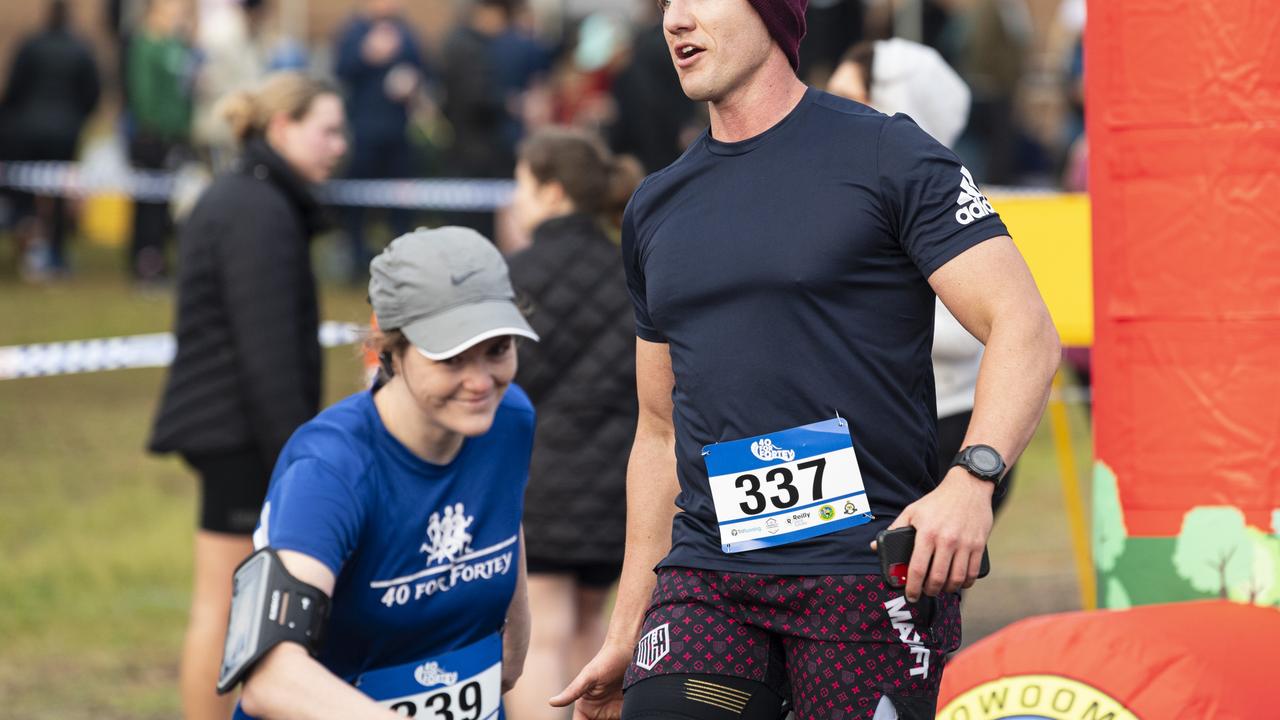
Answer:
[
  {"xmin": 622, "ymin": 88, "xmax": 1009, "ymax": 575},
  {"xmin": 252, "ymin": 386, "xmax": 534, "ymax": 682}
]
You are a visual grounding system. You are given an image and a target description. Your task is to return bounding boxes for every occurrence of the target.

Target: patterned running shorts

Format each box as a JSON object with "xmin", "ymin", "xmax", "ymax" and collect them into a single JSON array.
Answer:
[{"xmin": 622, "ymin": 567, "xmax": 963, "ymax": 719}]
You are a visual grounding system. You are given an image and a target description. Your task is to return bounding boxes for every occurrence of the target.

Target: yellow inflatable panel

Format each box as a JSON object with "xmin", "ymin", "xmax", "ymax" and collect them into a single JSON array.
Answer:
[{"xmin": 989, "ymin": 193, "xmax": 1092, "ymax": 347}]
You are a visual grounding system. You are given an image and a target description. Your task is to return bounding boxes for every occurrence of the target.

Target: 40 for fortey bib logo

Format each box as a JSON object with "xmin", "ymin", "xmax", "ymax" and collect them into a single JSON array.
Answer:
[
  {"xmin": 750, "ymin": 438, "xmax": 795, "ymax": 462},
  {"xmin": 414, "ymin": 661, "xmax": 459, "ymax": 688},
  {"xmin": 938, "ymin": 674, "xmax": 1137, "ymax": 720}
]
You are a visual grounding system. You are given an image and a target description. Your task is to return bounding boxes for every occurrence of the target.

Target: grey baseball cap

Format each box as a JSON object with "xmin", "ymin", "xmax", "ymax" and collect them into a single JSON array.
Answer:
[{"xmin": 369, "ymin": 227, "xmax": 538, "ymax": 360}]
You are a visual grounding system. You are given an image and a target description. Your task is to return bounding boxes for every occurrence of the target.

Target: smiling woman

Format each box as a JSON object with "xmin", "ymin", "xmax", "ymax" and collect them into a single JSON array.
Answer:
[
  {"xmin": 371, "ymin": 331, "xmax": 520, "ymax": 447},
  {"xmin": 221, "ymin": 227, "xmax": 541, "ymax": 720}
]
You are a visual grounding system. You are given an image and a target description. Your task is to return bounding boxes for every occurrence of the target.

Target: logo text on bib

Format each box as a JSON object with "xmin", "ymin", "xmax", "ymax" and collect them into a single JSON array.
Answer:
[
  {"xmin": 750, "ymin": 438, "xmax": 795, "ymax": 462},
  {"xmin": 414, "ymin": 661, "xmax": 459, "ymax": 688}
]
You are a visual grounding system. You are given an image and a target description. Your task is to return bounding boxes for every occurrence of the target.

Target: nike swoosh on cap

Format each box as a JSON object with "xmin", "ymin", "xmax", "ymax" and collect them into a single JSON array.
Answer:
[{"xmin": 451, "ymin": 269, "xmax": 481, "ymax": 285}]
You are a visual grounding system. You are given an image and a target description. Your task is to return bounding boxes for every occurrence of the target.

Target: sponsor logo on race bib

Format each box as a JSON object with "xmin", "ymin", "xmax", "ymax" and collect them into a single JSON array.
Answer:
[
  {"xmin": 750, "ymin": 438, "xmax": 795, "ymax": 462},
  {"xmin": 414, "ymin": 661, "xmax": 459, "ymax": 688},
  {"xmin": 636, "ymin": 623, "xmax": 670, "ymax": 670},
  {"xmin": 786, "ymin": 511, "xmax": 812, "ymax": 528}
]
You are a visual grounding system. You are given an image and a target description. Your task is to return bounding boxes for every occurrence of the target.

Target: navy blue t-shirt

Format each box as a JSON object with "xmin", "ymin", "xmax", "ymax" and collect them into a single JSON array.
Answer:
[
  {"xmin": 251, "ymin": 386, "xmax": 534, "ymax": 682},
  {"xmin": 622, "ymin": 88, "xmax": 1009, "ymax": 575}
]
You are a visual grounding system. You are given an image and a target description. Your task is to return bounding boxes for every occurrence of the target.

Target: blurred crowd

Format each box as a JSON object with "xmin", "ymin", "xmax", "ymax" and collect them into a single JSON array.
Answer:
[
  {"xmin": 0, "ymin": 2, "xmax": 1090, "ymax": 718},
  {"xmin": 0, "ymin": 0, "xmax": 1087, "ymax": 285}
]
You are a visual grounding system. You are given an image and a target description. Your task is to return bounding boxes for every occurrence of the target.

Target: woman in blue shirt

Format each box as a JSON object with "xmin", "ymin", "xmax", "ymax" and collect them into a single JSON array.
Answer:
[{"xmin": 231, "ymin": 227, "xmax": 540, "ymax": 719}]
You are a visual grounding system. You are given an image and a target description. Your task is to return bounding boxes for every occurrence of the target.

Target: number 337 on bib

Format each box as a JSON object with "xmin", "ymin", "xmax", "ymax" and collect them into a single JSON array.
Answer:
[{"xmin": 703, "ymin": 417, "xmax": 873, "ymax": 554}]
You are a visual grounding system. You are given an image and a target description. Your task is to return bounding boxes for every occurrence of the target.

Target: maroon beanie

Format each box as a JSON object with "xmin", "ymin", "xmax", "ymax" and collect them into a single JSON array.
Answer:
[{"xmin": 746, "ymin": 0, "xmax": 807, "ymax": 70}]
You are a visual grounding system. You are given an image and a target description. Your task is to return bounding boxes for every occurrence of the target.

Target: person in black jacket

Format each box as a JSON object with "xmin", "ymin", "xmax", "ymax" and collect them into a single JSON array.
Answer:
[
  {"xmin": 502, "ymin": 127, "xmax": 642, "ymax": 720},
  {"xmin": 0, "ymin": 0, "xmax": 100, "ymax": 278},
  {"xmin": 439, "ymin": 0, "xmax": 533, "ymax": 240},
  {"xmin": 147, "ymin": 71, "xmax": 347, "ymax": 720}
]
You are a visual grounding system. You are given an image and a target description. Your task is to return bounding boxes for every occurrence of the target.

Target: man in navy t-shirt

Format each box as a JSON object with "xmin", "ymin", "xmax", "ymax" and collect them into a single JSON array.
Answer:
[{"xmin": 552, "ymin": 0, "xmax": 1060, "ymax": 718}]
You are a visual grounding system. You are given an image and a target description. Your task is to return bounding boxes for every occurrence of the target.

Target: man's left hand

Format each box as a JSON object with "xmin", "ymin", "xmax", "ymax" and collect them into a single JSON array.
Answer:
[{"xmin": 872, "ymin": 469, "xmax": 995, "ymax": 602}]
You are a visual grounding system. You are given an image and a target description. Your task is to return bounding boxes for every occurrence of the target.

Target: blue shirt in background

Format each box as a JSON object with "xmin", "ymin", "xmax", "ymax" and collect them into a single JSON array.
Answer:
[{"xmin": 333, "ymin": 16, "xmax": 426, "ymax": 147}]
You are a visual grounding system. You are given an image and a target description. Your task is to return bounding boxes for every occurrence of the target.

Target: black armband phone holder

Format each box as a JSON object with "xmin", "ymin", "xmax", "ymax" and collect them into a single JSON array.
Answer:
[{"xmin": 216, "ymin": 547, "xmax": 331, "ymax": 694}]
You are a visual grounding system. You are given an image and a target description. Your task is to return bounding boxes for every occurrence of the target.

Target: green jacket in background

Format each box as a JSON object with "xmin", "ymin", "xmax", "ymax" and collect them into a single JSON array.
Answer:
[{"xmin": 127, "ymin": 32, "xmax": 193, "ymax": 141}]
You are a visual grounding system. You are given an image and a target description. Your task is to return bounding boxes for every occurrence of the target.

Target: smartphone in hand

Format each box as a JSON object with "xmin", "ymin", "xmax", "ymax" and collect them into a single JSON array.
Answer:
[{"xmin": 876, "ymin": 526, "xmax": 991, "ymax": 589}]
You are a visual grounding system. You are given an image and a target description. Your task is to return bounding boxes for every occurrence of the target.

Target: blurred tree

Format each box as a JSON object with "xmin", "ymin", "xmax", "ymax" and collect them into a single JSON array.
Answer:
[
  {"xmin": 1173, "ymin": 507, "xmax": 1252, "ymax": 600},
  {"xmin": 1104, "ymin": 576, "xmax": 1131, "ymax": 609},
  {"xmin": 1233, "ymin": 530, "xmax": 1278, "ymax": 605},
  {"xmin": 1092, "ymin": 461, "xmax": 1127, "ymax": 574}
]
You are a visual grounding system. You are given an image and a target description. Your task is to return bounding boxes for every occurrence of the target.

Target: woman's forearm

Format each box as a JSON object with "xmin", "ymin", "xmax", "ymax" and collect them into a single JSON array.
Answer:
[
  {"xmin": 503, "ymin": 531, "xmax": 531, "ymax": 692},
  {"xmin": 240, "ymin": 644, "xmax": 400, "ymax": 720}
]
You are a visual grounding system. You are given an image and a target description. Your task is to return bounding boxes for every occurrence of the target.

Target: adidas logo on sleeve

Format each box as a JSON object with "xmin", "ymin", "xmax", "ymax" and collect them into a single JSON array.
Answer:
[{"xmin": 954, "ymin": 167, "xmax": 995, "ymax": 225}]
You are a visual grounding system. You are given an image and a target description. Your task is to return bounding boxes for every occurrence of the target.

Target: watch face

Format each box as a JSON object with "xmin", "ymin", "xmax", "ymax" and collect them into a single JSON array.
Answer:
[{"xmin": 970, "ymin": 446, "xmax": 1002, "ymax": 474}]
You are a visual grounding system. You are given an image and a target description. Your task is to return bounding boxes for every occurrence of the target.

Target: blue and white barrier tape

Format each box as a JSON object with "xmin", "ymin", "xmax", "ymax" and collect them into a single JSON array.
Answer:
[
  {"xmin": 0, "ymin": 162, "xmax": 1056, "ymax": 210},
  {"xmin": 0, "ymin": 161, "xmax": 514, "ymax": 211},
  {"xmin": 0, "ymin": 322, "xmax": 367, "ymax": 380}
]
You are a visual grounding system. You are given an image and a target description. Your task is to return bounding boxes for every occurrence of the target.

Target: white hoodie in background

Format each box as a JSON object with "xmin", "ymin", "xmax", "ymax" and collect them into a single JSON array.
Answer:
[{"xmin": 869, "ymin": 38, "xmax": 984, "ymax": 420}]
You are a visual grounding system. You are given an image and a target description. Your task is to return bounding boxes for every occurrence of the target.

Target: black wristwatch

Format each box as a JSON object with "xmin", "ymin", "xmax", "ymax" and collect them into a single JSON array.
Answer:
[{"xmin": 951, "ymin": 444, "xmax": 1006, "ymax": 484}]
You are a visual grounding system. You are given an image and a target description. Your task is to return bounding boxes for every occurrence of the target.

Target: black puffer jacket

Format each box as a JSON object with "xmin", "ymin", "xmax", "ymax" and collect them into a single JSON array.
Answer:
[
  {"xmin": 508, "ymin": 214, "xmax": 638, "ymax": 566},
  {"xmin": 0, "ymin": 28, "xmax": 100, "ymax": 161},
  {"xmin": 148, "ymin": 137, "xmax": 324, "ymax": 467}
]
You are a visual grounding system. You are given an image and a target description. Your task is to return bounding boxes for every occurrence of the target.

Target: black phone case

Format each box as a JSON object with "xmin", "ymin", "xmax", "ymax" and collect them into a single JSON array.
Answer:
[{"xmin": 876, "ymin": 527, "xmax": 991, "ymax": 588}]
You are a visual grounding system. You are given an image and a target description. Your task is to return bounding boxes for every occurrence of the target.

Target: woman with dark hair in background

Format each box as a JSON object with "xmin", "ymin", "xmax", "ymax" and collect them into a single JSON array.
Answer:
[
  {"xmin": 147, "ymin": 71, "xmax": 347, "ymax": 720},
  {"xmin": 502, "ymin": 127, "xmax": 642, "ymax": 720}
]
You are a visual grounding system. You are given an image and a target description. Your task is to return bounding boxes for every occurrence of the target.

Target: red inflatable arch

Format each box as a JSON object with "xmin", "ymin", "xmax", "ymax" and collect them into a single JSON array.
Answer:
[{"xmin": 936, "ymin": 602, "xmax": 1280, "ymax": 719}]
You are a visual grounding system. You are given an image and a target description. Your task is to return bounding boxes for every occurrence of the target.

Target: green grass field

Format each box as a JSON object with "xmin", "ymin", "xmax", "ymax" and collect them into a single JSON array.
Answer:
[{"xmin": 0, "ymin": 242, "xmax": 1095, "ymax": 718}]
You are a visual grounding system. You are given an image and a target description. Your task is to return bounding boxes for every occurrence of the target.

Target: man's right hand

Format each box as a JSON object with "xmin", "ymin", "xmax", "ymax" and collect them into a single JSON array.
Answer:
[
  {"xmin": 548, "ymin": 641, "xmax": 633, "ymax": 720},
  {"xmin": 551, "ymin": 338, "xmax": 677, "ymax": 719}
]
